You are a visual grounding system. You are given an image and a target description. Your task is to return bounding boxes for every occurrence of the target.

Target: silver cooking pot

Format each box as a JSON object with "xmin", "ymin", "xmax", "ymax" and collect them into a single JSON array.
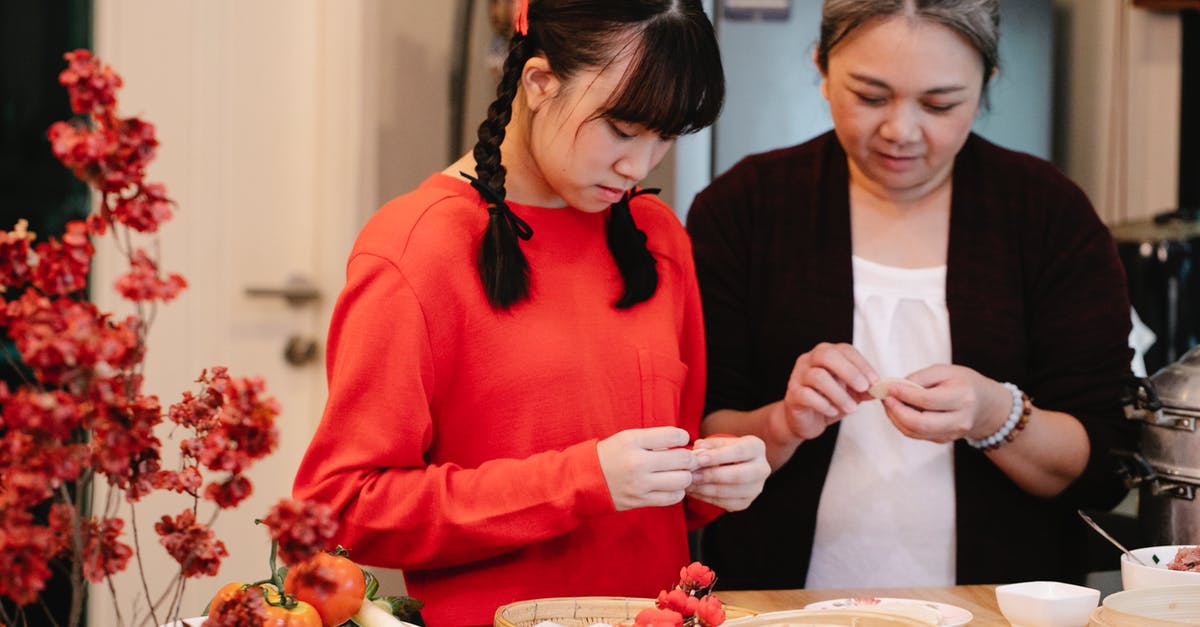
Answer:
[{"xmin": 1124, "ymin": 345, "xmax": 1200, "ymax": 545}]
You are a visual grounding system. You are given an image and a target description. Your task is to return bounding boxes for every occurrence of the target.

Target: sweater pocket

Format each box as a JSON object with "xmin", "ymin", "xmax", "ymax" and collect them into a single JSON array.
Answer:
[{"xmin": 638, "ymin": 349, "xmax": 689, "ymax": 428}]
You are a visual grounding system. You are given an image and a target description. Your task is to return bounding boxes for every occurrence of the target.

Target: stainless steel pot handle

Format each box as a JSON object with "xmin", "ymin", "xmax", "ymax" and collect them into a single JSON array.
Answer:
[
  {"xmin": 1112, "ymin": 448, "xmax": 1157, "ymax": 489},
  {"xmin": 1120, "ymin": 375, "xmax": 1197, "ymax": 429},
  {"xmin": 1123, "ymin": 375, "xmax": 1163, "ymax": 419},
  {"xmin": 1150, "ymin": 479, "xmax": 1197, "ymax": 501}
]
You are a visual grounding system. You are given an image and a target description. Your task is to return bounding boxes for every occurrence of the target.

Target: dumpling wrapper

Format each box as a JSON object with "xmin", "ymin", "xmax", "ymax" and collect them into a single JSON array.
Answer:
[{"xmin": 867, "ymin": 377, "xmax": 922, "ymax": 400}]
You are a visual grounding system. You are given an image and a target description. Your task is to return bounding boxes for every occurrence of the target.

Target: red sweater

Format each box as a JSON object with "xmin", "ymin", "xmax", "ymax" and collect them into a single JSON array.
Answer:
[{"xmin": 293, "ymin": 174, "xmax": 712, "ymax": 626}]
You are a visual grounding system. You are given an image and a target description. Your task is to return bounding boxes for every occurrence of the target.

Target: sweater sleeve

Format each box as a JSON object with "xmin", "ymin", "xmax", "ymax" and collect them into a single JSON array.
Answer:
[
  {"xmin": 292, "ymin": 253, "xmax": 616, "ymax": 571},
  {"xmin": 1024, "ymin": 182, "xmax": 1137, "ymax": 510}
]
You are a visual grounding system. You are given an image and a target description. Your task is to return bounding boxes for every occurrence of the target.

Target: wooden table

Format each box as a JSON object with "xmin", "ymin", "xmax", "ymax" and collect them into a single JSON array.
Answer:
[{"xmin": 719, "ymin": 586, "xmax": 1007, "ymax": 626}]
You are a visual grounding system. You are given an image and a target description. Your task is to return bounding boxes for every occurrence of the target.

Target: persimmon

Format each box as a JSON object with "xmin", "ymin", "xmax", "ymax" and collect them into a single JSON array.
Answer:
[{"xmin": 284, "ymin": 552, "xmax": 367, "ymax": 627}]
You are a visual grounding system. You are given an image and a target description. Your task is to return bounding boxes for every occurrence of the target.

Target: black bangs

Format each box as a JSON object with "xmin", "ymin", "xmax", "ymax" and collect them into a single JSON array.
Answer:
[{"xmin": 600, "ymin": 15, "xmax": 725, "ymax": 137}]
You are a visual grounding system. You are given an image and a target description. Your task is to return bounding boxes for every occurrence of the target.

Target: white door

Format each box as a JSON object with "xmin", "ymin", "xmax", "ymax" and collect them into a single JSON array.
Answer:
[{"xmin": 89, "ymin": 1, "xmax": 374, "ymax": 622}]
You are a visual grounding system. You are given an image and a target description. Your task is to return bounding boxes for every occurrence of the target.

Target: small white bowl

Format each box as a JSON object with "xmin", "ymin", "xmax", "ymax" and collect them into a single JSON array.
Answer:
[
  {"xmin": 994, "ymin": 581, "xmax": 1100, "ymax": 627},
  {"xmin": 1121, "ymin": 545, "xmax": 1200, "ymax": 590}
]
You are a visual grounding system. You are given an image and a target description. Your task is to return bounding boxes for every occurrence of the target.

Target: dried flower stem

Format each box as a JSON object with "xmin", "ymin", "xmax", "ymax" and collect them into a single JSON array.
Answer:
[{"xmin": 128, "ymin": 502, "xmax": 161, "ymax": 627}]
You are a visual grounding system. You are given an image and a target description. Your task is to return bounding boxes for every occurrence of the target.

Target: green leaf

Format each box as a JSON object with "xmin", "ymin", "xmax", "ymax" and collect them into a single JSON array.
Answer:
[
  {"xmin": 1153, "ymin": 554, "xmax": 1161, "ymax": 564},
  {"xmin": 363, "ymin": 569, "xmax": 379, "ymax": 600},
  {"xmin": 380, "ymin": 595, "xmax": 425, "ymax": 621}
]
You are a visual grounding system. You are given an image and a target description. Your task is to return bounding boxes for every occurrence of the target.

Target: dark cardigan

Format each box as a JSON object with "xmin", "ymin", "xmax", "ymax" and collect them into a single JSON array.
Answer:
[{"xmin": 687, "ymin": 131, "xmax": 1137, "ymax": 588}]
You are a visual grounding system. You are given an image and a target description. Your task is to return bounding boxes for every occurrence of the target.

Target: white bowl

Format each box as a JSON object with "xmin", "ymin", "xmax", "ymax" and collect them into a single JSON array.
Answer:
[
  {"xmin": 1120, "ymin": 545, "xmax": 1200, "ymax": 590},
  {"xmin": 993, "ymin": 581, "xmax": 1099, "ymax": 627}
]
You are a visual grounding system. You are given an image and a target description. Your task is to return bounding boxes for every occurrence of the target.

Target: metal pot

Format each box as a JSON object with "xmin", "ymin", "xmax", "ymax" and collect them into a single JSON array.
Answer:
[{"xmin": 1124, "ymin": 345, "xmax": 1200, "ymax": 545}]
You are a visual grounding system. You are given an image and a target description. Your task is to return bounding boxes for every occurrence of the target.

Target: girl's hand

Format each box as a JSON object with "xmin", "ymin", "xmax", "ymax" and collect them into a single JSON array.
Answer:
[
  {"xmin": 778, "ymin": 343, "xmax": 878, "ymax": 441},
  {"xmin": 880, "ymin": 364, "xmax": 1012, "ymax": 443},
  {"xmin": 685, "ymin": 435, "xmax": 769, "ymax": 511},
  {"xmin": 596, "ymin": 426, "xmax": 698, "ymax": 511}
]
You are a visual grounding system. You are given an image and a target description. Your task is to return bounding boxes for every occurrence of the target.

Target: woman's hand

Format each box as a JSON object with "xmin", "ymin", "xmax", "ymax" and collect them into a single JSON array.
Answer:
[
  {"xmin": 596, "ymin": 426, "xmax": 698, "ymax": 511},
  {"xmin": 880, "ymin": 364, "xmax": 1012, "ymax": 443},
  {"xmin": 778, "ymin": 342, "xmax": 878, "ymax": 441},
  {"xmin": 685, "ymin": 434, "xmax": 769, "ymax": 511}
]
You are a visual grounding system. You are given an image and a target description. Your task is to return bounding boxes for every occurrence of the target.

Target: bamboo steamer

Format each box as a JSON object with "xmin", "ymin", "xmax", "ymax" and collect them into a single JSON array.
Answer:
[
  {"xmin": 1088, "ymin": 584, "xmax": 1200, "ymax": 626},
  {"xmin": 493, "ymin": 596, "xmax": 757, "ymax": 627}
]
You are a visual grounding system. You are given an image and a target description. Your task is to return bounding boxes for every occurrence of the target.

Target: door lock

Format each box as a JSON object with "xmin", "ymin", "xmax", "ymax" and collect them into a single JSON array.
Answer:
[{"xmin": 284, "ymin": 335, "xmax": 320, "ymax": 366}]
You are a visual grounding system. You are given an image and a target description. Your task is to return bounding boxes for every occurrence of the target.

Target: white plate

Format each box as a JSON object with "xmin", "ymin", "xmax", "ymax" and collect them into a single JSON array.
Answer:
[{"xmin": 804, "ymin": 597, "xmax": 973, "ymax": 627}]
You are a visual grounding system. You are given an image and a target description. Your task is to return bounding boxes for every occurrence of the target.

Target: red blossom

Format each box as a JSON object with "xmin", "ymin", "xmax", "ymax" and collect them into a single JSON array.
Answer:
[
  {"xmin": 0, "ymin": 431, "xmax": 89, "ymax": 508},
  {"xmin": 4, "ymin": 291, "xmax": 141, "ymax": 387},
  {"xmin": 30, "ymin": 221, "xmax": 93, "ymax": 297},
  {"xmin": 634, "ymin": 608, "xmax": 684, "ymax": 627},
  {"xmin": 47, "ymin": 503, "xmax": 76, "ymax": 546},
  {"xmin": 657, "ymin": 588, "xmax": 699, "ymax": 617},
  {"xmin": 193, "ymin": 375, "xmax": 280, "ymax": 474},
  {"xmin": 262, "ymin": 499, "xmax": 339, "ymax": 566},
  {"xmin": 2, "ymin": 388, "xmax": 86, "ymax": 440},
  {"xmin": 85, "ymin": 211, "xmax": 108, "ymax": 236},
  {"xmin": 695, "ymin": 595, "xmax": 726, "ymax": 627},
  {"xmin": 114, "ymin": 248, "xmax": 187, "ymax": 302},
  {"xmin": 112, "ymin": 182, "xmax": 173, "ymax": 233},
  {"xmin": 81, "ymin": 516, "xmax": 133, "ymax": 582},
  {"xmin": 154, "ymin": 509, "xmax": 228, "ymax": 578},
  {"xmin": 204, "ymin": 474, "xmax": 253, "ymax": 509},
  {"xmin": 167, "ymin": 387, "xmax": 222, "ymax": 431},
  {"xmin": 98, "ymin": 117, "xmax": 157, "ymax": 193},
  {"xmin": 58, "ymin": 49, "xmax": 122, "ymax": 115},
  {"xmin": 46, "ymin": 118, "xmax": 156, "ymax": 195},
  {"xmin": 89, "ymin": 395, "xmax": 164, "ymax": 499},
  {"xmin": 0, "ymin": 512, "xmax": 61, "ymax": 606},
  {"xmin": 150, "ymin": 466, "xmax": 203, "ymax": 494},
  {"xmin": 0, "ymin": 220, "xmax": 36, "ymax": 291},
  {"xmin": 680, "ymin": 561, "xmax": 716, "ymax": 592},
  {"xmin": 203, "ymin": 585, "xmax": 270, "ymax": 627},
  {"xmin": 47, "ymin": 121, "xmax": 110, "ymax": 186}
]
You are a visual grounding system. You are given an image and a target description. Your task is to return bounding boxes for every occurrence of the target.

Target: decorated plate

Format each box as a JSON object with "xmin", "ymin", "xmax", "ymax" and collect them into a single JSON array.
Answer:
[{"xmin": 803, "ymin": 597, "xmax": 973, "ymax": 627}]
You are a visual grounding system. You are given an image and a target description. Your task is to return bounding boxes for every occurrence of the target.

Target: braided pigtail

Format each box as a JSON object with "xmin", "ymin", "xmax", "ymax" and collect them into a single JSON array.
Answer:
[
  {"xmin": 607, "ymin": 188, "xmax": 661, "ymax": 308},
  {"xmin": 474, "ymin": 36, "xmax": 532, "ymax": 309}
]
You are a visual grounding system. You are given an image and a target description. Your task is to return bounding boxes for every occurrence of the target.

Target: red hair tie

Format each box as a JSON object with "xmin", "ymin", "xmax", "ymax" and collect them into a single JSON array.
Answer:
[{"xmin": 513, "ymin": 0, "xmax": 529, "ymax": 35}]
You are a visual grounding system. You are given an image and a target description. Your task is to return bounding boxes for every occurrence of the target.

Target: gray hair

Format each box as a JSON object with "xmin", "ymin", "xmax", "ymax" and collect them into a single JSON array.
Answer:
[{"xmin": 817, "ymin": 0, "xmax": 1000, "ymax": 96}]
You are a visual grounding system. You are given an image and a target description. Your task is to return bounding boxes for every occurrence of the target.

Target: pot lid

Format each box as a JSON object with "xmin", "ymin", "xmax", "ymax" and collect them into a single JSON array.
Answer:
[
  {"xmin": 1151, "ymin": 345, "xmax": 1200, "ymax": 411},
  {"xmin": 1109, "ymin": 208, "xmax": 1200, "ymax": 243}
]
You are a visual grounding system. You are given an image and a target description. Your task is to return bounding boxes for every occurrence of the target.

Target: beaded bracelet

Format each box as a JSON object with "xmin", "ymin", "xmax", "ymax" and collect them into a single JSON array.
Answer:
[{"xmin": 965, "ymin": 382, "xmax": 1032, "ymax": 451}]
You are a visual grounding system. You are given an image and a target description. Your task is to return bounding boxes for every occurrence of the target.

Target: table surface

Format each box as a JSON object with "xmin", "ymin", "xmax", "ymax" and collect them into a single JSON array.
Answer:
[{"xmin": 718, "ymin": 585, "xmax": 1008, "ymax": 626}]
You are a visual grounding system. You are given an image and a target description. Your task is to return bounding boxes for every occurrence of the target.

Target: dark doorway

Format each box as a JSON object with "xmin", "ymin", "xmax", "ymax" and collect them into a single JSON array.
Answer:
[{"xmin": 1, "ymin": 1, "xmax": 93, "ymax": 626}]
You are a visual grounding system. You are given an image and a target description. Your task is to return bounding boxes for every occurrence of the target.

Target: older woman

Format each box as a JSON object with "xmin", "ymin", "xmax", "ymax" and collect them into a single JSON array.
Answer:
[{"xmin": 688, "ymin": 0, "xmax": 1135, "ymax": 589}]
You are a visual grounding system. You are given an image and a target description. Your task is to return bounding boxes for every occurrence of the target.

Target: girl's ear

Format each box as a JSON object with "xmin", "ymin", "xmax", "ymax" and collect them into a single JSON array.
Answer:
[{"xmin": 520, "ymin": 54, "xmax": 559, "ymax": 113}]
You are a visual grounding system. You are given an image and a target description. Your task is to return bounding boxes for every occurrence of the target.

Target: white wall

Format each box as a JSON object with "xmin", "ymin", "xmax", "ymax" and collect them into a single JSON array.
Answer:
[{"xmin": 1054, "ymin": 0, "xmax": 1181, "ymax": 225}]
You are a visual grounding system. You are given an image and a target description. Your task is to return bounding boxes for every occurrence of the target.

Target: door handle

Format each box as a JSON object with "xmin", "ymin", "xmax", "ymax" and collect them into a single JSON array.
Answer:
[{"xmin": 244, "ymin": 275, "xmax": 321, "ymax": 308}]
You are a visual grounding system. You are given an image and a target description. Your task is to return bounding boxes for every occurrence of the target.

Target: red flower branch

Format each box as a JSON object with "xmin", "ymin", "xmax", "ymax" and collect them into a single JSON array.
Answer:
[{"xmin": 0, "ymin": 49, "xmax": 321, "ymax": 627}]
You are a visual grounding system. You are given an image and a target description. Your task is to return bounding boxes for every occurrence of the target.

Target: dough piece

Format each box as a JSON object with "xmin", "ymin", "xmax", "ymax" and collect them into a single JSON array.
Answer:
[{"xmin": 867, "ymin": 377, "xmax": 922, "ymax": 400}]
